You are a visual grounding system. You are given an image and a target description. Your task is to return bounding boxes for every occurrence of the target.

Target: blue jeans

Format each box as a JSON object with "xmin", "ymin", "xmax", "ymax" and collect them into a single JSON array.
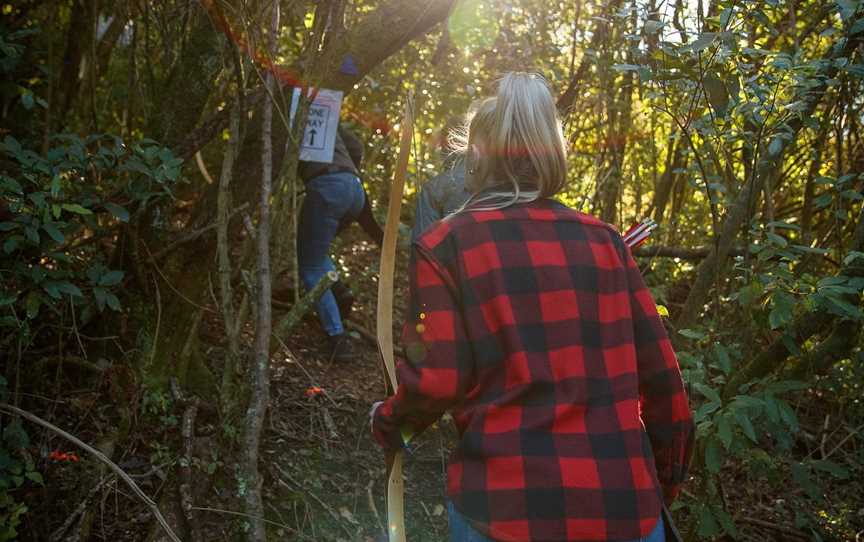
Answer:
[
  {"xmin": 447, "ymin": 501, "xmax": 665, "ymax": 542},
  {"xmin": 297, "ymin": 172, "xmax": 365, "ymax": 336}
]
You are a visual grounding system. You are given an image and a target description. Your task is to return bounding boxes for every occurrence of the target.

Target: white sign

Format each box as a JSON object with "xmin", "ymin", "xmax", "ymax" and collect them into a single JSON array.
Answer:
[{"xmin": 290, "ymin": 87, "xmax": 343, "ymax": 164}]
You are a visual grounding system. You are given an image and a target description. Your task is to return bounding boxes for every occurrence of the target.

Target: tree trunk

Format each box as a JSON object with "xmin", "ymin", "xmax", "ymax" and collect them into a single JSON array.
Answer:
[
  {"xmin": 241, "ymin": 5, "xmax": 277, "ymax": 538},
  {"xmin": 652, "ymin": 130, "xmax": 686, "ymax": 223},
  {"xmin": 722, "ymin": 206, "xmax": 864, "ymax": 397},
  {"xmin": 53, "ymin": 0, "xmax": 96, "ymax": 130}
]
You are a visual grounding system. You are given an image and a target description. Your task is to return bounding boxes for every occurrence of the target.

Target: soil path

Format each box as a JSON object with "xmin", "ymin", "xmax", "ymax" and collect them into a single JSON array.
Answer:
[{"xmin": 263, "ymin": 232, "xmax": 454, "ymax": 541}]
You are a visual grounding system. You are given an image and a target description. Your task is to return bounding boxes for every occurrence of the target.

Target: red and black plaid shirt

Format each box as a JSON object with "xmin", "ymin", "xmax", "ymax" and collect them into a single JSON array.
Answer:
[{"xmin": 373, "ymin": 198, "xmax": 694, "ymax": 542}]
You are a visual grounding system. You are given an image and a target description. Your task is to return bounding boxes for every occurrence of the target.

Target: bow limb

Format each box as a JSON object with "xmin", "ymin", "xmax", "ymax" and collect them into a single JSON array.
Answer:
[{"xmin": 376, "ymin": 92, "xmax": 414, "ymax": 542}]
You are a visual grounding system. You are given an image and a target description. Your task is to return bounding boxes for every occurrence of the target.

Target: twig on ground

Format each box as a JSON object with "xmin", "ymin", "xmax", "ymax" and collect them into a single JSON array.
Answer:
[
  {"xmin": 190, "ymin": 505, "xmax": 298, "ymax": 534},
  {"xmin": 321, "ymin": 406, "xmax": 339, "ymax": 439},
  {"xmin": 274, "ymin": 462, "xmax": 355, "ymax": 539},
  {"xmin": 49, "ymin": 475, "xmax": 116, "ymax": 542},
  {"xmin": 366, "ymin": 477, "xmax": 384, "ymax": 533},
  {"xmin": 0, "ymin": 403, "xmax": 182, "ymax": 542},
  {"xmin": 737, "ymin": 517, "xmax": 810, "ymax": 540}
]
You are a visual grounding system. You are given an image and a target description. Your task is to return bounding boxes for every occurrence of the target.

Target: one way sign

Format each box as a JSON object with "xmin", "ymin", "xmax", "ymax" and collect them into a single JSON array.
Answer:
[{"xmin": 289, "ymin": 87, "xmax": 343, "ymax": 164}]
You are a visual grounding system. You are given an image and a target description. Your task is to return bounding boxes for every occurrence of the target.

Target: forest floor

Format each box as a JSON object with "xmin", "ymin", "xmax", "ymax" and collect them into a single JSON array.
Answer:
[
  {"xmin": 256, "ymin": 230, "xmax": 453, "ymax": 541},
  {"xmin": 24, "ymin": 227, "xmax": 864, "ymax": 541}
]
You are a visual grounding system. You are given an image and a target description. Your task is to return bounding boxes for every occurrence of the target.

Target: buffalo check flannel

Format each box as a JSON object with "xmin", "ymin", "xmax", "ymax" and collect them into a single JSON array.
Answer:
[{"xmin": 373, "ymin": 197, "xmax": 694, "ymax": 542}]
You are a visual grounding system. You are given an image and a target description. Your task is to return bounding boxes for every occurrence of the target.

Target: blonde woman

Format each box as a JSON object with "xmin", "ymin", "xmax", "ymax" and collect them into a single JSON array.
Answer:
[{"xmin": 372, "ymin": 73, "xmax": 694, "ymax": 542}]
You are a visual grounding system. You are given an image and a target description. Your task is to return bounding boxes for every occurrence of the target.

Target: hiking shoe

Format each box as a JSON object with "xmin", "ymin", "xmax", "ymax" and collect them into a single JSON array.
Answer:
[
  {"xmin": 328, "ymin": 333, "xmax": 356, "ymax": 363},
  {"xmin": 332, "ymin": 281, "xmax": 355, "ymax": 319}
]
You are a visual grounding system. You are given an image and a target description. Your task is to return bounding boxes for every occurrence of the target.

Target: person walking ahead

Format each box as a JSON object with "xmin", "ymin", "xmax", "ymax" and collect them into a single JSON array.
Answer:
[
  {"xmin": 298, "ymin": 124, "xmax": 382, "ymax": 362},
  {"xmin": 372, "ymin": 73, "xmax": 694, "ymax": 542}
]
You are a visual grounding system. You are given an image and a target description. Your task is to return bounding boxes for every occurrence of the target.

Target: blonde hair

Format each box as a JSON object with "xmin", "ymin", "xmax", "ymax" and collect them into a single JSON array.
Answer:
[{"xmin": 455, "ymin": 72, "xmax": 567, "ymax": 212}]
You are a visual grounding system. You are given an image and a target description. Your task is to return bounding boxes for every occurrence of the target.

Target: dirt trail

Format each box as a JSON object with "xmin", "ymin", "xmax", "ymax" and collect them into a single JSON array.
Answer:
[{"xmin": 261, "ymin": 232, "xmax": 454, "ymax": 541}]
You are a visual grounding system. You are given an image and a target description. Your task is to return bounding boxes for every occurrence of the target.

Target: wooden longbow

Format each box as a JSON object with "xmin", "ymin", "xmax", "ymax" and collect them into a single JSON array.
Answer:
[{"xmin": 376, "ymin": 93, "xmax": 414, "ymax": 542}]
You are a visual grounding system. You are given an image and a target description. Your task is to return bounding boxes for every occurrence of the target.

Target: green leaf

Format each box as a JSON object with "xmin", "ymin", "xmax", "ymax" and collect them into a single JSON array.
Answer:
[
  {"xmin": 766, "ymin": 232, "xmax": 788, "ymax": 247},
  {"xmin": 792, "ymin": 244, "xmax": 829, "ymax": 255},
  {"xmin": 689, "ymin": 32, "xmax": 717, "ymax": 53},
  {"xmin": 697, "ymin": 505, "xmax": 722, "ymax": 537},
  {"xmin": 714, "ymin": 507, "xmax": 739, "ymax": 537},
  {"xmin": 93, "ymin": 287, "xmax": 107, "ymax": 311},
  {"xmin": 769, "ymin": 292, "xmax": 795, "ymax": 330},
  {"xmin": 792, "ymin": 462, "xmax": 821, "ymax": 500},
  {"xmin": 42, "ymin": 282, "xmax": 61, "ymax": 299},
  {"xmin": 3, "ymin": 420, "xmax": 29, "ymax": 449},
  {"xmin": 3, "ymin": 236, "xmax": 20, "ymax": 254},
  {"xmin": 42, "ymin": 223, "xmax": 65, "ymax": 243},
  {"xmin": 703, "ymin": 74, "xmax": 729, "ymax": 115},
  {"xmin": 764, "ymin": 396, "xmax": 780, "ymax": 423},
  {"xmin": 719, "ymin": 6, "xmax": 733, "ymax": 28},
  {"xmin": 1, "ymin": 136, "xmax": 22, "ymax": 156},
  {"xmin": 50, "ymin": 174, "xmax": 61, "ymax": 197},
  {"xmin": 0, "ymin": 176, "xmax": 23, "ymax": 194},
  {"xmin": 717, "ymin": 415, "xmax": 733, "ymax": 448},
  {"xmin": 695, "ymin": 401, "xmax": 721, "ymax": 421},
  {"xmin": 103, "ymin": 202, "xmax": 130, "ymax": 222},
  {"xmin": 777, "ymin": 400, "xmax": 799, "ymax": 431},
  {"xmin": 705, "ymin": 437, "xmax": 722, "ymax": 473},
  {"xmin": 765, "ymin": 380, "xmax": 808, "ymax": 394},
  {"xmin": 735, "ymin": 411, "xmax": 757, "ymax": 443},
  {"xmin": 105, "ymin": 292, "xmax": 121, "ymax": 311},
  {"xmin": 836, "ymin": 0, "xmax": 858, "ymax": 21},
  {"xmin": 768, "ymin": 137, "xmax": 784, "ymax": 157},
  {"xmin": 843, "ymin": 251, "xmax": 864, "ymax": 265},
  {"xmin": 713, "ymin": 344, "xmax": 732, "ymax": 375},
  {"xmin": 814, "ymin": 193, "xmax": 833, "ymax": 209},
  {"xmin": 694, "ymin": 383, "xmax": 722, "ymax": 404},
  {"xmin": 25, "ymin": 291, "xmax": 40, "ymax": 319},
  {"xmin": 98, "ymin": 270, "xmax": 124, "ymax": 287},
  {"xmin": 24, "ymin": 226, "xmax": 39, "ymax": 244},
  {"xmin": 782, "ymin": 334, "xmax": 802, "ymax": 355},
  {"xmin": 20, "ymin": 90, "xmax": 34, "ymax": 110},
  {"xmin": 643, "ymin": 20, "xmax": 664, "ymax": 34},
  {"xmin": 811, "ymin": 460, "xmax": 849, "ymax": 479},
  {"xmin": 679, "ymin": 328, "xmax": 706, "ymax": 340},
  {"xmin": 24, "ymin": 471, "xmax": 43, "ymax": 485},
  {"xmin": 61, "ymin": 203, "xmax": 92, "ymax": 215},
  {"xmin": 56, "ymin": 282, "xmax": 83, "ymax": 297}
]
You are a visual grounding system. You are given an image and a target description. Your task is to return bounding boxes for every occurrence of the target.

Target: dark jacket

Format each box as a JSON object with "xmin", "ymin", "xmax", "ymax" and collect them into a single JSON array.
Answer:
[
  {"xmin": 411, "ymin": 161, "xmax": 470, "ymax": 241},
  {"xmin": 298, "ymin": 126, "xmax": 360, "ymax": 182},
  {"xmin": 298, "ymin": 124, "xmax": 383, "ymax": 245}
]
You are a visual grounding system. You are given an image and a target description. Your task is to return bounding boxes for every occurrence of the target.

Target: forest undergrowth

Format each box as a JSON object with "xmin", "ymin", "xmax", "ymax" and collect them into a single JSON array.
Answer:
[
  {"xmin": 3, "ymin": 1, "xmax": 864, "ymax": 541},
  {"xmin": 8, "ymin": 228, "xmax": 861, "ymax": 542}
]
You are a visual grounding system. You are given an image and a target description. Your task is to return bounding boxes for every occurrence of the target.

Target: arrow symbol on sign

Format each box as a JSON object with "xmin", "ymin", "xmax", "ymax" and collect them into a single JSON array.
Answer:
[{"xmin": 308, "ymin": 129, "xmax": 317, "ymax": 147}]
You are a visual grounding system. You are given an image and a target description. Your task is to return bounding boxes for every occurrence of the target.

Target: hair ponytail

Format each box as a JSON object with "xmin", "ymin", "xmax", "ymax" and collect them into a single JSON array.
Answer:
[{"xmin": 456, "ymin": 72, "xmax": 567, "ymax": 212}]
